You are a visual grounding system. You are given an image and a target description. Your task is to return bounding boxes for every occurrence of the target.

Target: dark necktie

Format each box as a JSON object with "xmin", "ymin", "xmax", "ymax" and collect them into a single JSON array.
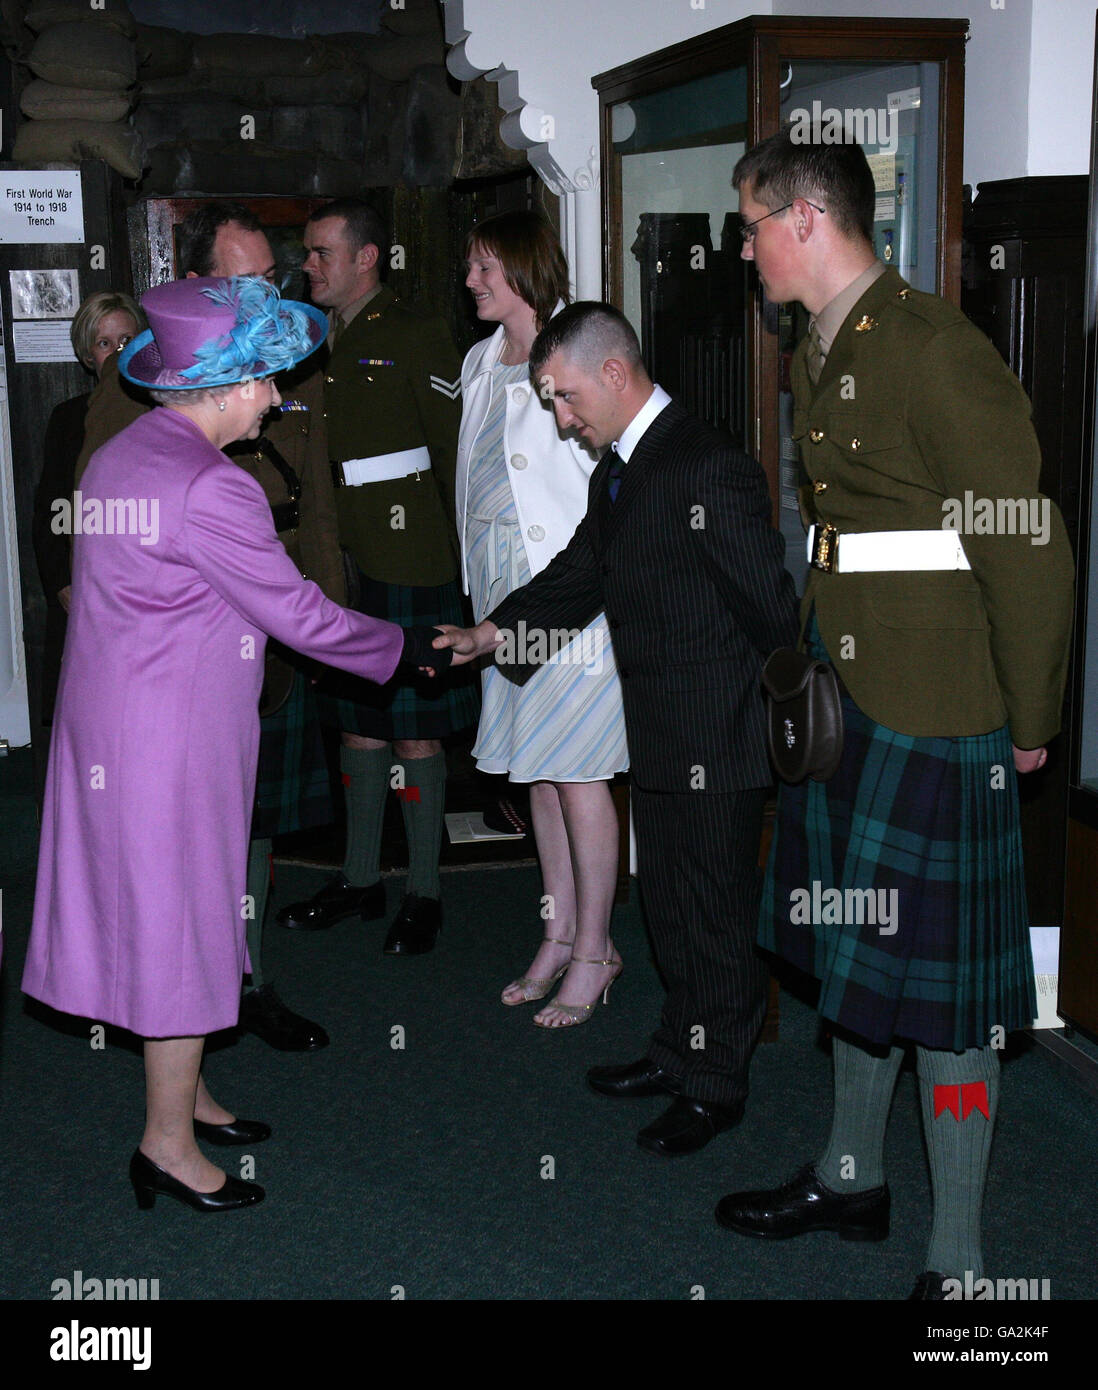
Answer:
[
  {"xmin": 806, "ymin": 319, "xmax": 825, "ymax": 385},
  {"xmin": 607, "ymin": 451, "xmax": 624, "ymax": 502}
]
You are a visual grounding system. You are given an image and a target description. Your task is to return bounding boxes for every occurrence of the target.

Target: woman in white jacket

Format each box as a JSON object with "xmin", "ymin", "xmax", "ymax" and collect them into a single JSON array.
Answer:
[{"xmin": 458, "ymin": 211, "xmax": 629, "ymax": 1027}]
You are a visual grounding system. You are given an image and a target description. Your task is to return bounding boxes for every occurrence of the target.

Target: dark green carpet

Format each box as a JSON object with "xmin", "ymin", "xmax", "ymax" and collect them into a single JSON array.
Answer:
[{"xmin": 2, "ymin": 748, "xmax": 1096, "ymax": 1302}]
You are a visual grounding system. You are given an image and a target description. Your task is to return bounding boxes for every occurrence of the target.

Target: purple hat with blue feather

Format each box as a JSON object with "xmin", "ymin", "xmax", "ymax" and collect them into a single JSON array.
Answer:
[{"xmin": 118, "ymin": 276, "xmax": 327, "ymax": 390}]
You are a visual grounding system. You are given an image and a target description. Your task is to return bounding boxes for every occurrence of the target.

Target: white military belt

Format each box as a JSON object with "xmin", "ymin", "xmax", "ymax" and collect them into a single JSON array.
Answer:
[
  {"xmin": 335, "ymin": 447, "xmax": 431, "ymax": 486},
  {"xmin": 807, "ymin": 523, "xmax": 971, "ymax": 574}
]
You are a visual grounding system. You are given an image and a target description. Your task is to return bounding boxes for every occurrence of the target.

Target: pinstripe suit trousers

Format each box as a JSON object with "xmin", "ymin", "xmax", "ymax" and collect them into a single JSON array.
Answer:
[{"xmin": 633, "ymin": 784, "xmax": 770, "ymax": 1107}]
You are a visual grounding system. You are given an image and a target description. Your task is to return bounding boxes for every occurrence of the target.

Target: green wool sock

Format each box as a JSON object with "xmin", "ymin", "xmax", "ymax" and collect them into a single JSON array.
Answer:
[
  {"xmin": 244, "ymin": 836, "xmax": 272, "ymax": 991},
  {"xmin": 916, "ymin": 1043, "xmax": 999, "ymax": 1283},
  {"xmin": 341, "ymin": 743, "xmax": 391, "ymax": 888},
  {"xmin": 816, "ymin": 1035, "xmax": 905, "ymax": 1192},
  {"xmin": 396, "ymin": 752, "xmax": 447, "ymax": 900}
]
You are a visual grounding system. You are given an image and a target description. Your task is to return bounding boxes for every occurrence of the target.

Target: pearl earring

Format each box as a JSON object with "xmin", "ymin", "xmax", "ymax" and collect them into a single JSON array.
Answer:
[{"xmin": 217, "ymin": 400, "xmax": 226, "ymax": 412}]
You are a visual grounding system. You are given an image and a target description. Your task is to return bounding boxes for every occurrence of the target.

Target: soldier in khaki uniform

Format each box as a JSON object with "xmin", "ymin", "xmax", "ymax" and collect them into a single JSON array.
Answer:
[
  {"xmin": 279, "ymin": 199, "xmax": 476, "ymax": 954},
  {"xmin": 74, "ymin": 204, "xmax": 341, "ymax": 1054},
  {"xmin": 714, "ymin": 131, "xmax": 1074, "ymax": 1299}
]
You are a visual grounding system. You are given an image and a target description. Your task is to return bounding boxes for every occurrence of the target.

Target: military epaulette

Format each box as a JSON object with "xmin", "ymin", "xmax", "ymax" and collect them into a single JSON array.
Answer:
[{"xmin": 888, "ymin": 283, "xmax": 963, "ymax": 329}]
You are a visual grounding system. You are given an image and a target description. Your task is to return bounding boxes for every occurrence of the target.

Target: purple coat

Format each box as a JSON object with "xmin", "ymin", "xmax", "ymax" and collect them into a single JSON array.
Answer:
[{"xmin": 22, "ymin": 409, "xmax": 404, "ymax": 1037}]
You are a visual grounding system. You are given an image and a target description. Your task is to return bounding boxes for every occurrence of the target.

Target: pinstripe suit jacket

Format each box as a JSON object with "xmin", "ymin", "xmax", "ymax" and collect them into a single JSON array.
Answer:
[{"xmin": 489, "ymin": 400, "xmax": 799, "ymax": 794}]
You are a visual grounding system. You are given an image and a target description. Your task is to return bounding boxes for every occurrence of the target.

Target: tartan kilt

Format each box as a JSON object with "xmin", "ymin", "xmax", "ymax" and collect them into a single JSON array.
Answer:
[
  {"xmin": 252, "ymin": 663, "xmax": 334, "ymax": 840},
  {"xmin": 759, "ymin": 614, "xmax": 1037, "ymax": 1052},
  {"xmin": 318, "ymin": 568, "xmax": 478, "ymax": 741}
]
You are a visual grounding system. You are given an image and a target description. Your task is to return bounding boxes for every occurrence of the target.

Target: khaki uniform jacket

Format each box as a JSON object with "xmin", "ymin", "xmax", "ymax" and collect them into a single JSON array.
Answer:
[
  {"xmin": 796, "ymin": 267, "xmax": 1073, "ymax": 747},
  {"xmin": 74, "ymin": 352, "xmax": 344, "ymax": 604},
  {"xmin": 323, "ymin": 285, "xmax": 462, "ymax": 588}
]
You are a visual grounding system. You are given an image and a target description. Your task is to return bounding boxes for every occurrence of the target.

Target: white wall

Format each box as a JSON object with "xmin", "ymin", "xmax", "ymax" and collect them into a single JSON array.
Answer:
[
  {"xmin": 1028, "ymin": 0, "xmax": 1096, "ymax": 175},
  {"xmin": 772, "ymin": 0, "xmax": 1039, "ymax": 187}
]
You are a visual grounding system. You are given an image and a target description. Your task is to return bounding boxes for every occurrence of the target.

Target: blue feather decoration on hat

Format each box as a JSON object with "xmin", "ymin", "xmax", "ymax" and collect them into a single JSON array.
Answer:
[{"xmin": 177, "ymin": 277, "xmax": 316, "ymax": 382}]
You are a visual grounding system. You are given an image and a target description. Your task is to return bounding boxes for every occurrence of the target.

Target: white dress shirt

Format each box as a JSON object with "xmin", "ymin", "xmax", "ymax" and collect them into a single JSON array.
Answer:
[{"xmin": 613, "ymin": 384, "xmax": 673, "ymax": 463}]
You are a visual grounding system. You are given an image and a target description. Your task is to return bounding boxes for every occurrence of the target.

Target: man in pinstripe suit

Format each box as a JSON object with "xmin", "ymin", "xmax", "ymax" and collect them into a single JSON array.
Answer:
[{"xmin": 436, "ymin": 302, "xmax": 799, "ymax": 1155}]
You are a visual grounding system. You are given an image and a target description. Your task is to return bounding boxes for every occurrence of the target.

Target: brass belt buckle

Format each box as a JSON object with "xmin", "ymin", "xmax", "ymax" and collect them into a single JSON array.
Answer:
[{"xmin": 810, "ymin": 523, "xmax": 839, "ymax": 574}]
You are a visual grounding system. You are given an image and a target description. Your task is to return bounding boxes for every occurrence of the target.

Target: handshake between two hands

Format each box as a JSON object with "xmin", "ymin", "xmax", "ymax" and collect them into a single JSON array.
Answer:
[{"xmin": 414, "ymin": 620, "xmax": 502, "ymax": 678}]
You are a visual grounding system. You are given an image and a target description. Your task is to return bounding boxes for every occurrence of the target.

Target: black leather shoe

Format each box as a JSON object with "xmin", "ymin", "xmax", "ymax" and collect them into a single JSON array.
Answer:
[
  {"xmin": 587, "ymin": 1056, "xmax": 682, "ymax": 1099},
  {"xmin": 383, "ymin": 893, "xmax": 441, "ymax": 954},
  {"xmin": 193, "ymin": 1117, "xmax": 271, "ymax": 1146},
  {"xmin": 715, "ymin": 1163, "xmax": 890, "ymax": 1241},
  {"xmin": 277, "ymin": 873, "xmax": 385, "ymax": 930},
  {"xmin": 130, "ymin": 1150, "xmax": 265, "ymax": 1211},
  {"xmin": 239, "ymin": 983, "xmax": 329, "ymax": 1051},
  {"xmin": 909, "ymin": 1271, "xmax": 951, "ymax": 1300},
  {"xmin": 636, "ymin": 1095, "xmax": 743, "ymax": 1157}
]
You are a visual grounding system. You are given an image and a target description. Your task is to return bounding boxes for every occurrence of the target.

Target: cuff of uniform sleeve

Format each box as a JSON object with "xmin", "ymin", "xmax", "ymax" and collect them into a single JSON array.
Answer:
[{"xmin": 401, "ymin": 625, "xmax": 453, "ymax": 670}]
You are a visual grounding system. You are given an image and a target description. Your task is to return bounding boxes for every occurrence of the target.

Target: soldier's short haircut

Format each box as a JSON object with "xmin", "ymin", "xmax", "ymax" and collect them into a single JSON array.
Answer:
[
  {"xmin": 177, "ymin": 202, "xmax": 264, "ymax": 277},
  {"xmin": 307, "ymin": 198, "xmax": 388, "ymax": 259},
  {"xmin": 529, "ymin": 301, "xmax": 645, "ymax": 380},
  {"xmin": 465, "ymin": 210, "xmax": 570, "ymax": 333},
  {"xmin": 732, "ymin": 127, "xmax": 876, "ymax": 243}
]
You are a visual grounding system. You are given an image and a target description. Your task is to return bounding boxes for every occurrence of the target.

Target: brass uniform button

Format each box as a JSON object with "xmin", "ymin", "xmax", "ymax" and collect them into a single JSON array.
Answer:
[
  {"xmin": 324, "ymin": 375, "xmax": 335, "ymax": 384},
  {"xmin": 809, "ymin": 428, "xmax": 825, "ymax": 444},
  {"xmin": 850, "ymin": 437, "xmax": 861, "ymax": 451},
  {"xmin": 813, "ymin": 479, "xmax": 828, "ymax": 493},
  {"xmin": 853, "ymin": 315, "xmax": 878, "ymax": 333},
  {"xmin": 897, "ymin": 288, "xmax": 913, "ymax": 300}
]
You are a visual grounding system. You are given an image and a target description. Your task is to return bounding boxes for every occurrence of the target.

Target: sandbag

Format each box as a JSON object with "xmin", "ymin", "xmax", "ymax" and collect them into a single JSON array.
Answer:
[
  {"xmin": 360, "ymin": 32, "xmax": 442, "ymax": 84},
  {"xmin": 28, "ymin": 22, "xmax": 137, "ymax": 90},
  {"xmin": 381, "ymin": 0, "xmax": 443, "ymax": 38},
  {"xmin": 192, "ymin": 32, "xmax": 308, "ymax": 79},
  {"xmin": 25, "ymin": 0, "xmax": 136, "ymax": 38},
  {"xmin": 13, "ymin": 118, "xmax": 145, "ymax": 180},
  {"xmin": 20, "ymin": 77, "xmax": 133, "ymax": 122},
  {"xmin": 134, "ymin": 23, "xmax": 193, "ymax": 79},
  {"xmin": 145, "ymin": 140, "xmax": 360, "ymax": 198}
]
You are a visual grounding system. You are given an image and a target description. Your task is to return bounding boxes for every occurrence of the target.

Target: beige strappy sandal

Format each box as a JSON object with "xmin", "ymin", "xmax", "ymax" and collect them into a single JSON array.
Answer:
[
  {"xmin": 501, "ymin": 937, "xmax": 573, "ymax": 1006},
  {"xmin": 533, "ymin": 949, "xmax": 623, "ymax": 1028}
]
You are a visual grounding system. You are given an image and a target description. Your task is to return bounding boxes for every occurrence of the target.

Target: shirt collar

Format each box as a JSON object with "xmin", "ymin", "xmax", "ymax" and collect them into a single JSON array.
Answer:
[
  {"xmin": 328, "ymin": 282, "xmax": 383, "ymax": 343},
  {"xmin": 810, "ymin": 260, "xmax": 886, "ymax": 356},
  {"xmin": 613, "ymin": 383, "xmax": 672, "ymax": 463}
]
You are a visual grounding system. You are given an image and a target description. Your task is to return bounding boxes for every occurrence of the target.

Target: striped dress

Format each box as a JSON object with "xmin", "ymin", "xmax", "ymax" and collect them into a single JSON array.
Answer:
[{"xmin": 465, "ymin": 361, "xmax": 628, "ymax": 783}]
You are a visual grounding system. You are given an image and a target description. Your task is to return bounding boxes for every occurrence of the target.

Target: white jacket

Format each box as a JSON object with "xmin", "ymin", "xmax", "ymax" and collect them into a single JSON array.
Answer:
[{"xmin": 456, "ymin": 312, "xmax": 601, "ymax": 597}]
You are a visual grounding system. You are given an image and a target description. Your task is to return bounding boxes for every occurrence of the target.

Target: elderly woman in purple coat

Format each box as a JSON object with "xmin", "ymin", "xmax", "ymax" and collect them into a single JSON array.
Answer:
[{"xmin": 23, "ymin": 277, "xmax": 447, "ymax": 1213}]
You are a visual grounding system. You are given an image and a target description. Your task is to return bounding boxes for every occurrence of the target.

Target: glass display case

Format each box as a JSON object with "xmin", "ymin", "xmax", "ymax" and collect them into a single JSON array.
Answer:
[{"xmin": 594, "ymin": 16, "xmax": 967, "ymax": 585}]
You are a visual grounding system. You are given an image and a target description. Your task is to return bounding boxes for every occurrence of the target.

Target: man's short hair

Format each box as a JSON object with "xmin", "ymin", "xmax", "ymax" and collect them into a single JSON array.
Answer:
[
  {"xmin": 529, "ymin": 301, "xmax": 645, "ymax": 380},
  {"xmin": 732, "ymin": 127, "xmax": 876, "ymax": 243},
  {"xmin": 306, "ymin": 198, "xmax": 388, "ymax": 258},
  {"xmin": 177, "ymin": 201, "xmax": 264, "ymax": 277}
]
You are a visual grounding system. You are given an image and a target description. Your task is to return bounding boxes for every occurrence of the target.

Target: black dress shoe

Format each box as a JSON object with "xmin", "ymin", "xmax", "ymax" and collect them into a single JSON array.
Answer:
[
  {"xmin": 383, "ymin": 893, "xmax": 441, "ymax": 954},
  {"xmin": 193, "ymin": 1118, "xmax": 271, "ymax": 1146},
  {"xmin": 715, "ymin": 1163, "xmax": 890, "ymax": 1241},
  {"xmin": 277, "ymin": 874, "xmax": 385, "ymax": 930},
  {"xmin": 636, "ymin": 1095, "xmax": 743, "ymax": 1157},
  {"xmin": 587, "ymin": 1056, "xmax": 682, "ymax": 1099},
  {"xmin": 239, "ymin": 983, "xmax": 330, "ymax": 1052},
  {"xmin": 909, "ymin": 1271, "xmax": 951, "ymax": 1300},
  {"xmin": 130, "ymin": 1150, "xmax": 265, "ymax": 1211}
]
